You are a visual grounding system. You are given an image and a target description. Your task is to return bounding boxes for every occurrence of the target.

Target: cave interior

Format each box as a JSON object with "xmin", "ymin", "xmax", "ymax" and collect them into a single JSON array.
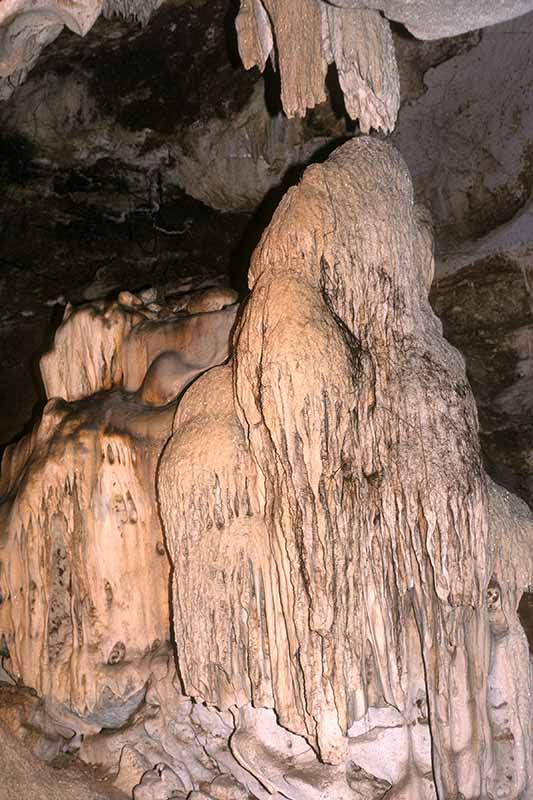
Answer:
[{"xmin": 0, "ymin": 2, "xmax": 532, "ymax": 799}]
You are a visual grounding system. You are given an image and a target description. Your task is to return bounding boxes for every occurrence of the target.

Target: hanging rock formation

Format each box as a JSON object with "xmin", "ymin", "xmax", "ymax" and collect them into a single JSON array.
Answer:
[
  {"xmin": 0, "ymin": 0, "xmax": 164, "ymax": 99},
  {"xmin": 234, "ymin": 0, "xmax": 533, "ymax": 129},
  {"xmin": 3, "ymin": 0, "xmax": 533, "ymax": 119},
  {"xmin": 236, "ymin": 0, "xmax": 400, "ymax": 131},
  {"xmin": 159, "ymin": 136, "xmax": 533, "ymax": 798}
]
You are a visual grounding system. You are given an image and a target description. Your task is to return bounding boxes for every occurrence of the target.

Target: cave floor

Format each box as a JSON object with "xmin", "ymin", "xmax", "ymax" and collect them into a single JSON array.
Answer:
[{"xmin": 1, "ymin": 688, "xmax": 129, "ymax": 800}]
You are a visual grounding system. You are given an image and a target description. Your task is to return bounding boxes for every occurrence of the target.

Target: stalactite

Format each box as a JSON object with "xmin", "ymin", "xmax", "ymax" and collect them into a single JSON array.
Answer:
[{"xmin": 235, "ymin": 0, "xmax": 399, "ymax": 131}]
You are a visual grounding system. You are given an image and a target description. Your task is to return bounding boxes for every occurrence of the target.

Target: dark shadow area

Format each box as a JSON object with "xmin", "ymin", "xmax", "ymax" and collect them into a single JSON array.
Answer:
[
  {"xmin": 223, "ymin": 0, "xmax": 244, "ymax": 68},
  {"xmin": 263, "ymin": 58, "xmax": 283, "ymax": 116},
  {"xmin": 518, "ymin": 592, "xmax": 533, "ymax": 653},
  {"xmin": 388, "ymin": 19, "xmax": 417, "ymax": 41},
  {"xmin": 323, "ymin": 63, "xmax": 357, "ymax": 132},
  {"xmin": 0, "ymin": 304, "xmax": 61, "ymax": 461}
]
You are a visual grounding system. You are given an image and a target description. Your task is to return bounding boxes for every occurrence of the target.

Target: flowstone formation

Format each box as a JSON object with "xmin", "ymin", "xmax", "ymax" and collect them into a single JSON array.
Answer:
[
  {"xmin": 159, "ymin": 137, "xmax": 533, "ymax": 799},
  {"xmin": 0, "ymin": 138, "xmax": 531, "ymax": 800},
  {"xmin": 0, "ymin": 281, "xmax": 238, "ymax": 754}
]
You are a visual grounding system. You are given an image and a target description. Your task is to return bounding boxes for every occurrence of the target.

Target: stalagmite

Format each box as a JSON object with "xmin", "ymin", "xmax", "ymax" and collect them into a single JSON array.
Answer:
[
  {"xmin": 159, "ymin": 137, "xmax": 533, "ymax": 799},
  {"xmin": 0, "ymin": 390, "xmax": 173, "ymax": 733},
  {"xmin": 0, "ymin": 284, "xmax": 239, "ymax": 743},
  {"xmin": 0, "ymin": 137, "xmax": 531, "ymax": 800}
]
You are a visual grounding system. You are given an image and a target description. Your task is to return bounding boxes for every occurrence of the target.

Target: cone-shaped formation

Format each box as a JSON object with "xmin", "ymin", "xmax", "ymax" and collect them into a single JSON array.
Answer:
[
  {"xmin": 159, "ymin": 137, "xmax": 533, "ymax": 798},
  {"xmin": 236, "ymin": 0, "xmax": 400, "ymax": 132}
]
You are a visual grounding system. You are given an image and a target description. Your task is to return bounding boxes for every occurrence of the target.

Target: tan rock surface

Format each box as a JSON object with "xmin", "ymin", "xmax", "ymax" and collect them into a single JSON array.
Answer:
[
  {"xmin": 41, "ymin": 290, "xmax": 239, "ymax": 403},
  {"xmin": 0, "ymin": 283, "xmax": 239, "ymax": 739},
  {"xmin": 236, "ymin": 0, "xmax": 399, "ymax": 131},
  {"xmin": 0, "ymin": 137, "xmax": 531, "ymax": 800},
  {"xmin": 0, "ymin": 392, "xmax": 173, "ymax": 728},
  {"xmin": 159, "ymin": 137, "xmax": 533, "ymax": 798}
]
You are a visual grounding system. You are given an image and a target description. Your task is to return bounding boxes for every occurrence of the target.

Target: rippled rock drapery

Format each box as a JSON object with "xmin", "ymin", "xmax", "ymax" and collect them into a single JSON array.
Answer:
[
  {"xmin": 236, "ymin": 0, "xmax": 400, "ymax": 131},
  {"xmin": 159, "ymin": 137, "xmax": 533, "ymax": 798},
  {"xmin": 0, "ymin": 284, "xmax": 238, "ymax": 743},
  {"xmin": 3, "ymin": 0, "xmax": 533, "ymax": 123}
]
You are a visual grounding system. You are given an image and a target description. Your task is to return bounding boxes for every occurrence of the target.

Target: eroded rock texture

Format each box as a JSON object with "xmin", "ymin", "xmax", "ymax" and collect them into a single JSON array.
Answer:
[
  {"xmin": 1, "ymin": 135, "xmax": 532, "ymax": 800},
  {"xmin": 159, "ymin": 137, "xmax": 533, "ymax": 798},
  {"xmin": 41, "ymin": 285, "xmax": 238, "ymax": 402},
  {"xmin": 324, "ymin": 0, "xmax": 533, "ymax": 39},
  {"xmin": 1, "ymin": 718, "xmax": 127, "ymax": 800},
  {"xmin": 234, "ymin": 0, "xmax": 533, "ymax": 129},
  {"xmin": 0, "ymin": 0, "xmax": 101, "ymax": 100},
  {"xmin": 0, "ymin": 282, "xmax": 238, "ymax": 742},
  {"xmin": 0, "ymin": 390, "xmax": 172, "ymax": 732},
  {"xmin": 236, "ymin": 0, "xmax": 400, "ymax": 131}
]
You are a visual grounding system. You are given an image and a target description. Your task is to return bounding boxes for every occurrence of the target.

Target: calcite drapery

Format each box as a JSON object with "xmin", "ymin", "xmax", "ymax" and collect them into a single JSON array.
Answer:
[
  {"xmin": 159, "ymin": 137, "xmax": 533, "ymax": 798},
  {"xmin": 235, "ymin": 0, "xmax": 400, "ymax": 131},
  {"xmin": 41, "ymin": 287, "xmax": 239, "ymax": 402},
  {"xmin": 0, "ymin": 285, "xmax": 239, "ymax": 736},
  {"xmin": 0, "ymin": 391, "xmax": 173, "ymax": 730},
  {"xmin": 0, "ymin": 137, "xmax": 531, "ymax": 799}
]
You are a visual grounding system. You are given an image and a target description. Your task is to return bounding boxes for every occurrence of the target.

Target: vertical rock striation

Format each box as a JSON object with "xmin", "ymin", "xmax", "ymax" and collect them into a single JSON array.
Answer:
[
  {"xmin": 0, "ymin": 284, "xmax": 239, "ymax": 738},
  {"xmin": 0, "ymin": 391, "xmax": 172, "ymax": 731},
  {"xmin": 159, "ymin": 137, "xmax": 533, "ymax": 798},
  {"xmin": 235, "ymin": 0, "xmax": 400, "ymax": 132}
]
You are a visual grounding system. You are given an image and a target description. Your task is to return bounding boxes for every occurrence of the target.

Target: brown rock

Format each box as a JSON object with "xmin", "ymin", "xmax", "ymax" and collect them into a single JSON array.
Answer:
[{"xmin": 159, "ymin": 136, "xmax": 533, "ymax": 797}]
